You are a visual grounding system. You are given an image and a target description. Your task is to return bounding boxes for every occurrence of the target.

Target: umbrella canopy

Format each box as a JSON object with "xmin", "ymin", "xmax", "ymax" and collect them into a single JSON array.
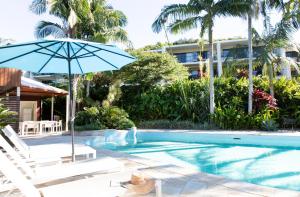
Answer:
[
  {"xmin": 0, "ymin": 38, "xmax": 135, "ymax": 73},
  {"xmin": 0, "ymin": 38, "xmax": 136, "ymax": 161}
]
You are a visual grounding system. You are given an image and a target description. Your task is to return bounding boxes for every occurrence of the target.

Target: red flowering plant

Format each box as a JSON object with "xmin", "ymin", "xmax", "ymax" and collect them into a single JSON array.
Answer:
[{"xmin": 253, "ymin": 89, "xmax": 278, "ymax": 112}]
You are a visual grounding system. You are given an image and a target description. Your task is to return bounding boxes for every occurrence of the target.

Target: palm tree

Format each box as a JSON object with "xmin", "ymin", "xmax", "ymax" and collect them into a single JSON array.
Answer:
[
  {"xmin": 253, "ymin": 12, "xmax": 298, "ymax": 97},
  {"xmin": 152, "ymin": 0, "xmax": 251, "ymax": 114},
  {"xmin": 251, "ymin": 0, "xmax": 299, "ymax": 98},
  {"xmin": 30, "ymin": 0, "xmax": 129, "ymax": 43},
  {"xmin": 246, "ymin": 0, "xmax": 260, "ymax": 114}
]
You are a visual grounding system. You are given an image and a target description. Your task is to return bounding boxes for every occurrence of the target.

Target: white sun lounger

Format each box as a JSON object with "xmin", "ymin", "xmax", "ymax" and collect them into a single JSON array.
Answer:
[
  {"xmin": 2, "ymin": 125, "xmax": 96, "ymax": 161},
  {"xmin": 0, "ymin": 137, "xmax": 124, "ymax": 194},
  {"xmin": 0, "ymin": 150, "xmax": 126, "ymax": 197}
]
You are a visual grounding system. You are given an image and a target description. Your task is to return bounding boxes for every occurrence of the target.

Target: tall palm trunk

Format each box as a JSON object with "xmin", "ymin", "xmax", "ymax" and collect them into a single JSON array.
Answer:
[
  {"xmin": 267, "ymin": 64, "xmax": 275, "ymax": 97},
  {"xmin": 208, "ymin": 24, "xmax": 215, "ymax": 114},
  {"xmin": 248, "ymin": 13, "xmax": 253, "ymax": 114}
]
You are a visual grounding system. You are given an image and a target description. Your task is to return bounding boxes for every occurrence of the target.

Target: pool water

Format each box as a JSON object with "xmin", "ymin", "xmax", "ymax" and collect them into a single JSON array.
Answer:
[{"xmin": 100, "ymin": 141, "xmax": 300, "ymax": 191}]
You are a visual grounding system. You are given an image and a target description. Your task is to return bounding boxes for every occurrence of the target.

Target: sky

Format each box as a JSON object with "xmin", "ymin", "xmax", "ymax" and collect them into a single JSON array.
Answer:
[{"xmin": 0, "ymin": 0, "xmax": 299, "ymax": 48}]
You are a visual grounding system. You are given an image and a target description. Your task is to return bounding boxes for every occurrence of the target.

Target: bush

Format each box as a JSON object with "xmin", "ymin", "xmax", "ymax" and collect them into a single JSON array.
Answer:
[
  {"xmin": 84, "ymin": 76, "xmax": 300, "ymax": 130},
  {"xmin": 0, "ymin": 99, "xmax": 17, "ymax": 128},
  {"xmin": 212, "ymin": 106, "xmax": 257, "ymax": 130},
  {"xmin": 100, "ymin": 106, "xmax": 135, "ymax": 129},
  {"xmin": 75, "ymin": 106, "xmax": 135, "ymax": 130},
  {"xmin": 125, "ymin": 77, "xmax": 299, "ymax": 129},
  {"xmin": 75, "ymin": 123, "xmax": 105, "ymax": 131},
  {"xmin": 136, "ymin": 79, "xmax": 210, "ymax": 122},
  {"xmin": 75, "ymin": 107, "xmax": 100, "ymax": 126},
  {"xmin": 138, "ymin": 120, "xmax": 215, "ymax": 130}
]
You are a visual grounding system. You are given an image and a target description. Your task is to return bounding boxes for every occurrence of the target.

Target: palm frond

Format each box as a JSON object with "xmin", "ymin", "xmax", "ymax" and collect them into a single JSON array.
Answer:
[
  {"xmin": 49, "ymin": 0, "xmax": 72, "ymax": 21},
  {"xmin": 252, "ymin": 28, "xmax": 262, "ymax": 44},
  {"xmin": 168, "ymin": 16, "xmax": 202, "ymax": 34},
  {"xmin": 200, "ymin": 15, "xmax": 212, "ymax": 37},
  {"xmin": 152, "ymin": 4, "xmax": 198, "ymax": 33},
  {"xmin": 35, "ymin": 21, "xmax": 66, "ymax": 38},
  {"xmin": 188, "ymin": 0, "xmax": 212, "ymax": 9},
  {"xmin": 110, "ymin": 28, "xmax": 129, "ymax": 43},
  {"xmin": 30, "ymin": 0, "xmax": 48, "ymax": 15},
  {"xmin": 214, "ymin": 0, "xmax": 252, "ymax": 18},
  {"xmin": 271, "ymin": 15, "xmax": 296, "ymax": 45}
]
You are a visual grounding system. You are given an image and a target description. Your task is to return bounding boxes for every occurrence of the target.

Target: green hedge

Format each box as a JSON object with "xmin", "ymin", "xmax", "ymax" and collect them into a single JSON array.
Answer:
[{"xmin": 123, "ymin": 77, "xmax": 300, "ymax": 130}]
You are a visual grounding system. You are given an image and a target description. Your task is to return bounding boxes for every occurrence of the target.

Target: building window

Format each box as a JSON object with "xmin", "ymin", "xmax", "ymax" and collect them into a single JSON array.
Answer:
[
  {"xmin": 200, "ymin": 51, "xmax": 208, "ymax": 60},
  {"xmin": 286, "ymin": 51, "xmax": 299, "ymax": 58},
  {"xmin": 253, "ymin": 47, "xmax": 263, "ymax": 57},
  {"xmin": 222, "ymin": 47, "xmax": 248, "ymax": 59},
  {"xmin": 222, "ymin": 49, "xmax": 231, "ymax": 58},
  {"xmin": 174, "ymin": 52, "xmax": 199, "ymax": 63}
]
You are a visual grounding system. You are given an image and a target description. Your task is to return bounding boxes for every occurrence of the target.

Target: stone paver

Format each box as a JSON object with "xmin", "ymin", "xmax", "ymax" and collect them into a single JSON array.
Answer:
[{"xmin": 22, "ymin": 135, "xmax": 300, "ymax": 197}]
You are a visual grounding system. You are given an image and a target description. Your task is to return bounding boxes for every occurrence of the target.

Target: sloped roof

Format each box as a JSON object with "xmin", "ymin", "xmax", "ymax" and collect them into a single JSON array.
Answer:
[{"xmin": 21, "ymin": 77, "xmax": 68, "ymax": 96}]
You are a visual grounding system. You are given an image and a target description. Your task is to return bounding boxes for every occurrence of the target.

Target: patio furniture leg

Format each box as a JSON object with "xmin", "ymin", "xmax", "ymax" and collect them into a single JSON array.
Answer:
[{"xmin": 39, "ymin": 123, "xmax": 43, "ymax": 135}]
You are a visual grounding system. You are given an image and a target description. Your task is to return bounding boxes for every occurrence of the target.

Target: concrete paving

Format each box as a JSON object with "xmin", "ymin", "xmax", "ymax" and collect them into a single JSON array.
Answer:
[{"xmin": 21, "ymin": 135, "xmax": 300, "ymax": 197}]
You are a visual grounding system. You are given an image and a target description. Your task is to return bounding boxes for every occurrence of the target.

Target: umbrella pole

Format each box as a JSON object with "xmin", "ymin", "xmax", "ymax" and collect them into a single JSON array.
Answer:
[
  {"xmin": 67, "ymin": 43, "xmax": 75, "ymax": 162},
  {"xmin": 68, "ymin": 69, "xmax": 75, "ymax": 162}
]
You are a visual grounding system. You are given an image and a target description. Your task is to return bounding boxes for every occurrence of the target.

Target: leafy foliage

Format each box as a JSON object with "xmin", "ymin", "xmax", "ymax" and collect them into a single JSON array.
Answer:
[
  {"xmin": 138, "ymin": 120, "xmax": 214, "ymax": 130},
  {"xmin": 118, "ymin": 50, "xmax": 189, "ymax": 91},
  {"xmin": 253, "ymin": 89, "xmax": 277, "ymax": 112},
  {"xmin": 122, "ymin": 77, "xmax": 300, "ymax": 130},
  {"xmin": 139, "ymin": 42, "xmax": 168, "ymax": 51},
  {"xmin": 135, "ymin": 79, "xmax": 209, "ymax": 122},
  {"xmin": 75, "ymin": 106, "xmax": 134, "ymax": 130},
  {"xmin": 30, "ymin": 0, "xmax": 129, "ymax": 43},
  {"xmin": 0, "ymin": 100, "xmax": 17, "ymax": 128}
]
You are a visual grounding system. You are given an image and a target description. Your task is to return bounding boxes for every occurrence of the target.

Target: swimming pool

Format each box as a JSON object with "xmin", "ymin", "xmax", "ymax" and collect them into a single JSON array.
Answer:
[{"xmin": 86, "ymin": 131, "xmax": 300, "ymax": 191}]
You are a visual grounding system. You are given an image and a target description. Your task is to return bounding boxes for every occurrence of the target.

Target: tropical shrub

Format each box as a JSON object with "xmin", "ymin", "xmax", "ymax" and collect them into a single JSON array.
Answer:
[
  {"xmin": 138, "ymin": 120, "xmax": 214, "ymax": 130},
  {"xmin": 212, "ymin": 106, "xmax": 256, "ymax": 130},
  {"xmin": 0, "ymin": 100, "xmax": 16, "ymax": 128},
  {"xmin": 136, "ymin": 79, "xmax": 209, "ymax": 122},
  {"xmin": 118, "ymin": 49, "xmax": 189, "ymax": 92},
  {"xmin": 253, "ymin": 89, "xmax": 277, "ymax": 112},
  {"xmin": 99, "ymin": 106, "xmax": 135, "ymax": 129},
  {"xmin": 75, "ymin": 107, "xmax": 101, "ymax": 126},
  {"xmin": 79, "ymin": 76, "xmax": 299, "ymax": 130},
  {"xmin": 75, "ymin": 106, "xmax": 134, "ymax": 130},
  {"xmin": 124, "ymin": 76, "xmax": 299, "ymax": 129}
]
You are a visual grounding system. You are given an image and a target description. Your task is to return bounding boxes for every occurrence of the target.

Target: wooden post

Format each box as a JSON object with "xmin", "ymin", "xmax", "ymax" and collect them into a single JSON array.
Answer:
[{"xmin": 16, "ymin": 87, "xmax": 20, "ymax": 97}]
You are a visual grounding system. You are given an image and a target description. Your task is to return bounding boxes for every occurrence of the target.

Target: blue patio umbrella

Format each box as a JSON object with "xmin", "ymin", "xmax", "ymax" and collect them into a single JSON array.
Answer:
[{"xmin": 0, "ymin": 38, "xmax": 135, "ymax": 161}]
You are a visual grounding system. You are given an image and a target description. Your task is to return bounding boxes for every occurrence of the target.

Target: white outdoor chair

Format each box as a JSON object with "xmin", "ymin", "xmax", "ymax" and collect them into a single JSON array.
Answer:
[
  {"xmin": 39, "ymin": 121, "xmax": 55, "ymax": 134},
  {"xmin": 55, "ymin": 120, "xmax": 63, "ymax": 133},
  {"xmin": 20, "ymin": 121, "xmax": 39, "ymax": 136},
  {"xmin": 2, "ymin": 125, "xmax": 96, "ymax": 161}
]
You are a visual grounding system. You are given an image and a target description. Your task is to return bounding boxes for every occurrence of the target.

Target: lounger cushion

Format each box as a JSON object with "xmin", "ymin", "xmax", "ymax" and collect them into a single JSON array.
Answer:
[
  {"xmin": 34, "ymin": 156, "xmax": 123, "ymax": 183},
  {"xmin": 29, "ymin": 143, "xmax": 96, "ymax": 159}
]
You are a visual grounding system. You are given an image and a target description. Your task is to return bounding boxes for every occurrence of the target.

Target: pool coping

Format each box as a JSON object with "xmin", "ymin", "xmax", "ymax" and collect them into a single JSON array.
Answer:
[{"xmin": 72, "ymin": 129, "xmax": 300, "ymax": 137}]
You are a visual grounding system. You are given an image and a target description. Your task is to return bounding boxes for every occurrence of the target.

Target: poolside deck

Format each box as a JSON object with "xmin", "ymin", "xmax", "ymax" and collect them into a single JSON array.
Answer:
[{"xmin": 23, "ymin": 135, "xmax": 300, "ymax": 197}]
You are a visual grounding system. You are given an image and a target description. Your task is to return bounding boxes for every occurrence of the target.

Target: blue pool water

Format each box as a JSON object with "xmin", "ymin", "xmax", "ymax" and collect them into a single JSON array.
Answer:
[{"xmin": 86, "ymin": 133, "xmax": 300, "ymax": 191}]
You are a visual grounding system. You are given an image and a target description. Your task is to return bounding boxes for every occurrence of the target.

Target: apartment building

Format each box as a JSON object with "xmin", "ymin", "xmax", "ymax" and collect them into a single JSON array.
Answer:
[{"xmin": 154, "ymin": 39, "xmax": 299, "ymax": 78}]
